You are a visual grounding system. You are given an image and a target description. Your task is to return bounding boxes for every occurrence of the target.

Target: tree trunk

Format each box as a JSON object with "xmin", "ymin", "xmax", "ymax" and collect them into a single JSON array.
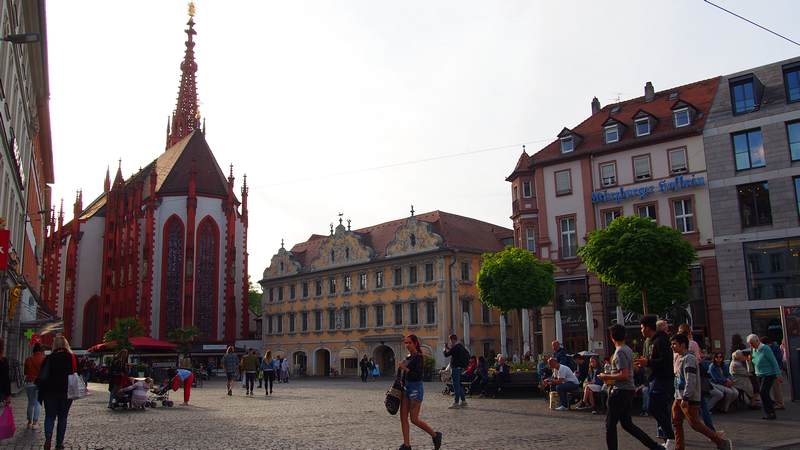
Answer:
[
  {"xmin": 500, "ymin": 314, "xmax": 508, "ymax": 357},
  {"xmin": 641, "ymin": 288, "xmax": 649, "ymax": 315},
  {"xmin": 517, "ymin": 308, "xmax": 524, "ymax": 360}
]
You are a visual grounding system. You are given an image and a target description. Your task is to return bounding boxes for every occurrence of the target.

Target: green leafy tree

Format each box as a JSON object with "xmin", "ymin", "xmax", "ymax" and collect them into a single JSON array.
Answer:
[
  {"xmin": 168, "ymin": 326, "xmax": 200, "ymax": 355},
  {"xmin": 578, "ymin": 216, "xmax": 696, "ymax": 315},
  {"xmin": 477, "ymin": 246, "xmax": 555, "ymax": 355},
  {"xmin": 103, "ymin": 317, "xmax": 146, "ymax": 352},
  {"xmin": 248, "ymin": 278, "xmax": 262, "ymax": 316}
]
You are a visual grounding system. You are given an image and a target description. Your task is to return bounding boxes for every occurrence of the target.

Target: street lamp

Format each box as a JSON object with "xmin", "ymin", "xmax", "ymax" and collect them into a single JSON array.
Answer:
[{"xmin": 2, "ymin": 33, "xmax": 39, "ymax": 44}]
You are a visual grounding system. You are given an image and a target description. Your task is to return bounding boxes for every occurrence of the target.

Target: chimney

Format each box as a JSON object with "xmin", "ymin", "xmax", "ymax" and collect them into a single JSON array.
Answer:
[
  {"xmin": 644, "ymin": 81, "xmax": 655, "ymax": 102},
  {"xmin": 591, "ymin": 97, "xmax": 601, "ymax": 115}
]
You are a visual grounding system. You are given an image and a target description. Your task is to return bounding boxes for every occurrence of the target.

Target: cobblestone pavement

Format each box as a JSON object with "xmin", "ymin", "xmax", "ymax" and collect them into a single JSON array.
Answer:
[{"xmin": 0, "ymin": 379, "xmax": 797, "ymax": 449}]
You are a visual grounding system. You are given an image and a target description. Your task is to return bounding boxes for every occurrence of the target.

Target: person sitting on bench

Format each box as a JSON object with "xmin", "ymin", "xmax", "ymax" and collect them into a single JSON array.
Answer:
[{"xmin": 543, "ymin": 357, "xmax": 580, "ymax": 411}]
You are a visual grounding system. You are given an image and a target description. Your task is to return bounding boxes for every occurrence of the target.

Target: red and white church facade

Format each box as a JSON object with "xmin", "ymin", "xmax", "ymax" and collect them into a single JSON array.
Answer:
[{"xmin": 40, "ymin": 8, "xmax": 250, "ymax": 347}]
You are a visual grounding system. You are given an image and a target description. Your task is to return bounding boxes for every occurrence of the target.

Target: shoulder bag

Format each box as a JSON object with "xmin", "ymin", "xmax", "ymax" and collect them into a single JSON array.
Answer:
[
  {"xmin": 384, "ymin": 369, "xmax": 404, "ymax": 415},
  {"xmin": 67, "ymin": 354, "xmax": 89, "ymax": 400}
]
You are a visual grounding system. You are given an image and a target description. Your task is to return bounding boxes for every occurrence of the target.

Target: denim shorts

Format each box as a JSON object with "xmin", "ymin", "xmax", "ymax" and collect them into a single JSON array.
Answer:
[{"xmin": 405, "ymin": 381, "xmax": 424, "ymax": 401}]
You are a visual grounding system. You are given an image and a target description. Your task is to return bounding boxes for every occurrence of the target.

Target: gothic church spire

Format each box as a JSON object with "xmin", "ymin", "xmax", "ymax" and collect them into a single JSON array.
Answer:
[{"xmin": 166, "ymin": 1, "xmax": 201, "ymax": 149}]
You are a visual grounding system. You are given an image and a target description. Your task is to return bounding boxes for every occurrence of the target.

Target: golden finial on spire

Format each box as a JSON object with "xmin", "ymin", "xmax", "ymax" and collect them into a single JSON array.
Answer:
[{"xmin": 188, "ymin": 1, "xmax": 196, "ymax": 18}]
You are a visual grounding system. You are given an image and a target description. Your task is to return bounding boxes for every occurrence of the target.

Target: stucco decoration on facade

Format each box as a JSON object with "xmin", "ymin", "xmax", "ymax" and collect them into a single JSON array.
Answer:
[
  {"xmin": 385, "ymin": 217, "xmax": 443, "ymax": 258},
  {"xmin": 263, "ymin": 246, "xmax": 302, "ymax": 280},
  {"xmin": 308, "ymin": 224, "xmax": 374, "ymax": 271}
]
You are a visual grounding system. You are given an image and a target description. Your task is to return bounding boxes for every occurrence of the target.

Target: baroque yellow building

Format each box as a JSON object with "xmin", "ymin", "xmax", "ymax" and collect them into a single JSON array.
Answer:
[{"xmin": 260, "ymin": 210, "xmax": 513, "ymax": 376}]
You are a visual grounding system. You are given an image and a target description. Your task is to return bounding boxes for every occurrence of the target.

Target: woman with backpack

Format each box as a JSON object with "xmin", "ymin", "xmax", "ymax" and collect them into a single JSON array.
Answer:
[{"xmin": 37, "ymin": 335, "xmax": 78, "ymax": 450}]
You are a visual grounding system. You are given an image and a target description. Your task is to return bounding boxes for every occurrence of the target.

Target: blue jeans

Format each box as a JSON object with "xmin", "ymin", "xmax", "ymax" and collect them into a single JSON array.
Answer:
[
  {"xmin": 451, "ymin": 367, "xmax": 465, "ymax": 404},
  {"xmin": 556, "ymin": 381, "xmax": 579, "ymax": 408},
  {"xmin": 25, "ymin": 384, "xmax": 40, "ymax": 423},
  {"xmin": 43, "ymin": 397, "xmax": 73, "ymax": 447},
  {"xmin": 700, "ymin": 395, "xmax": 715, "ymax": 431}
]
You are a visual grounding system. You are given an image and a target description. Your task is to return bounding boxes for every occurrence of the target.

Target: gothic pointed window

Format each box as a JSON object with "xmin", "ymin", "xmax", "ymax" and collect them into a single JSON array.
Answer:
[
  {"xmin": 161, "ymin": 216, "xmax": 184, "ymax": 338},
  {"xmin": 194, "ymin": 217, "xmax": 219, "ymax": 338}
]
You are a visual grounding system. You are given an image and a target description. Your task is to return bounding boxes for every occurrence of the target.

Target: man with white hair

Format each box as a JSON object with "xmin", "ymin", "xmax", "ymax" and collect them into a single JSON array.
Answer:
[{"xmin": 747, "ymin": 334, "xmax": 780, "ymax": 420}]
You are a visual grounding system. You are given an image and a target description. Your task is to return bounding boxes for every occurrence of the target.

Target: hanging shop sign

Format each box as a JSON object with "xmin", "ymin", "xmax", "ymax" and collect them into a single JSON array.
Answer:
[{"xmin": 591, "ymin": 175, "xmax": 706, "ymax": 204}]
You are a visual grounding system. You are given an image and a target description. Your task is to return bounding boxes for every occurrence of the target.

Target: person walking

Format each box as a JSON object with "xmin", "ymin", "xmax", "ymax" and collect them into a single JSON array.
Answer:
[
  {"xmin": 0, "ymin": 339, "xmax": 10, "ymax": 435},
  {"xmin": 280, "ymin": 357, "xmax": 289, "ymax": 383},
  {"xmin": 398, "ymin": 334, "xmax": 442, "ymax": 450},
  {"xmin": 222, "ymin": 346, "xmax": 239, "ymax": 396},
  {"xmin": 599, "ymin": 324, "xmax": 663, "ymax": 450},
  {"xmin": 37, "ymin": 336, "xmax": 77, "ymax": 450},
  {"xmin": 671, "ymin": 333, "xmax": 731, "ymax": 450},
  {"xmin": 761, "ymin": 336, "xmax": 785, "ymax": 409},
  {"xmin": 241, "ymin": 349, "xmax": 259, "ymax": 396},
  {"xmin": 748, "ymin": 334, "xmax": 781, "ymax": 420},
  {"xmin": 637, "ymin": 315, "xmax": 675, "ymax": 448},
  {"xmin": 261, "ymin": 350, "xmax": 276, "ymax": 396},
  {"xmin": 24, "ymin": 343, "xmax": 45, "ymax": 429},
  {"xmin": 360, "ymin": 355, "xmax": 370, "ymax": 382},
  {"xmin": 443, "ymin": 334, "xmax": 469, "ymax": 409}
]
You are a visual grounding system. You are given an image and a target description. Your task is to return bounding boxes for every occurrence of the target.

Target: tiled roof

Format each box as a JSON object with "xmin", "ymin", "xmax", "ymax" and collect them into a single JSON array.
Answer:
[
  {"xmin": 531, "ymin": 77, "xmax": 721, "ymax": 166},
  {"xmin": 77, "ymin": 131, "xmax": 233, "ymax": 221},
  {"xmin": 288, "ymin": 211, "xmax": 513, "ymax": 268},
  {"xmin": 505, "ymin": 150, "xmax": 532, "ymax": 181}
]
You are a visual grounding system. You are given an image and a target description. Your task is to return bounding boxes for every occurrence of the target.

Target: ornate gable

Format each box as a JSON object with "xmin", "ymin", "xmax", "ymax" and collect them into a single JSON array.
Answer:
[
  {"xmin": 263, "ymin": 244, "xmax": 301, "ymax": 280},
  {"xmin": 308, "ymin": 223, "xmax": 374, "ymax": 271},
  {"xmin": 385, "ymin": 217, "xmax": 443, "ymax": 258}
]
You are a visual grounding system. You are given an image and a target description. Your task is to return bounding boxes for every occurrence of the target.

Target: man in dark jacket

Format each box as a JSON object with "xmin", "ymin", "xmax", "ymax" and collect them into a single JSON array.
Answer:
[
  {"xmin": 444, "ymin": 334, "xmax": 469, "ymax": 409},
  {"xmin": 637, "ymin": 315, "xmax": 675, "ymax": 448}
]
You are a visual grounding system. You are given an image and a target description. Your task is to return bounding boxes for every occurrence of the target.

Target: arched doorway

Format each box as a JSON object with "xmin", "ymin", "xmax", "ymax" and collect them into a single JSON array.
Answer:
[
  {"xmin": 82, "ymin": 296, "xmax": 100, "ymax": 347},
  {"xmin": 293, "ymin": 351, "xmax": 307, "ymax": 376},
  {"xmin": 314, "ymin": 349, "xmax": 330, "ymax": 376},
  {"xmin": 373, "ymin": 345, "xmax": 395, "ymax": 377}
]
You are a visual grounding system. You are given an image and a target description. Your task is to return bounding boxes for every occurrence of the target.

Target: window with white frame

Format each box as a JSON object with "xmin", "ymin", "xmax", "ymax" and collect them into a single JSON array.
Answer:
[
  {"xmin": 560, "ymin": 136, "xmax": 574, "ymax": 153},
  {"xmin": 673, "ymin": 108, "xmax": 690, "ymax": 127},
  {"xmin": 559, "ymin": 217, "xmax": 577, "ymax": 258},
  {"xmin": 555, "ymin": 170, "xmax": 572, "ymax": 195},
  {"xmin": 522, "ymin": 181, "xmax": 532, "ymax": 198},
  {"xmin": 633, "ymin": 155, "xmax": 651, "ymax": 180},
  {"xmin": 600, "ymin": 162, "xmax": 616, "ymax": 187},
  {"xmin": 636, "ymin": 204, "xmax": 657, "ymax": 221},
  {"xmin": 673, "ymin": 198, "xmax": 694, "ymax": 233},
  {"xmin": 525, "ymin": 227, "xmax": 536, "ymax": 252},
  {"xmin": 635, "ymin": 118, "xmax": 651, "ymax": 137},
  {"xmin": 668, "ymin": 148, "xmax": 688, "ymax": 174},
  {"xmin": 602, "ymin": 209, "xmax": 621, "ymax": 228},
  {"xmin": 604, "ymin": 125, "xmax": 620, "ymax": 144}
]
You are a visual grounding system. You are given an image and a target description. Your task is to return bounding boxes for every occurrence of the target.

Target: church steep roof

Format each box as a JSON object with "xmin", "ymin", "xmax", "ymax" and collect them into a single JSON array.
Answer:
[{"xmin": 78, "ymin": 130, "xmax": 233, "ymax": 220}]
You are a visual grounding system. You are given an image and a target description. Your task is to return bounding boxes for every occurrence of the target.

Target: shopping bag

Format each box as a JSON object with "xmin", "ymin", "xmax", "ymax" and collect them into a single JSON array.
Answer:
[
  {"xmin": 67, "ymin": 353, "xmax": 88, "ymax": 400},
  {"xmin": 0, "ymin": 405, "xmax": 15, "ymax": 440}
]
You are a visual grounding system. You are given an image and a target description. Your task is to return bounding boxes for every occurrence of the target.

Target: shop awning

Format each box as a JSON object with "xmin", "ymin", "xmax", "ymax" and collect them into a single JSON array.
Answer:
[{"xmin": 87, "ymin": 336, "xmax": 177, "ymax": 353}]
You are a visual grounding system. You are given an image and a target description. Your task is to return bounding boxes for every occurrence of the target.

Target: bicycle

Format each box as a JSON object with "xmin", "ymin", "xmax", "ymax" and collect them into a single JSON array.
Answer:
[{"xmin": 10, "ymin": 360, "xmax": 24, "ymax": 390}]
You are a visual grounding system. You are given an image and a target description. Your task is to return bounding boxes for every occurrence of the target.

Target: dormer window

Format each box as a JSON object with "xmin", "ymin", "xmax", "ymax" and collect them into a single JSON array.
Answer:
[
  {"xmin": 560, "ymin": 136, "xmax": 574, "ymax": 153},
  {"xmin": 604, "ymin": 125, "xmax": 619, "ymax": 144},
  {"xmin": 673, "ymin": 108, "xmax": 690, "ymax": 128},
  {"xmin": 635, "ymin": 118, "xmax": 651, "ymax": 137}
]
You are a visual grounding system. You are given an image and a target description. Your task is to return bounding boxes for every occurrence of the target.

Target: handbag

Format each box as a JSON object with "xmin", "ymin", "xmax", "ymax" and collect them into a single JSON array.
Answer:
[
  {"xmin": 384, "ymin": 369, "xmax": 404, "ymax": 415},
  {"xmin": 67, "ymin": 354, "xmax": 89, "ymax": 400},
  {"xmin": 0, "ymin": 405, "xmax": 14, "ymax": 440}
]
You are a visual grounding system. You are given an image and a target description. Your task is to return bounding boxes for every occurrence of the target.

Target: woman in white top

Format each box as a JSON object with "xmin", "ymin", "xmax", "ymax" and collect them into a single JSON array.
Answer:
[{"xmin": 119, "ymin": 377, "xmax": 153, "ymax": 409}]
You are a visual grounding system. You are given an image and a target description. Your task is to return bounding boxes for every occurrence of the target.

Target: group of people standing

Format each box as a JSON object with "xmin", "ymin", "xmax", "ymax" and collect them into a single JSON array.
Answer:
[
  {"xmin": 222, "ymin": 346, "xmax": 289, "ymax": 397},
  {"xmin": 358, "ymin": 355, "xmax": 381, "ymax": 382}
]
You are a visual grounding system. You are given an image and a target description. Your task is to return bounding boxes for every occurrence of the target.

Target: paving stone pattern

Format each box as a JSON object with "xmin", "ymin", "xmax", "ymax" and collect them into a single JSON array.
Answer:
[{"xmin": 0, "ymin": 379, "xmax": 797, "ymax": 449}]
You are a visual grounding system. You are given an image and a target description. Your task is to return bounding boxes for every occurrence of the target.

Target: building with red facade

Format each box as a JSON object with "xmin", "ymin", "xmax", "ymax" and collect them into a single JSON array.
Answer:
[
  {"xmin": 42, "ymin": 7, "xmax": 250, "ymax": 348},
  {"xmin": 508, "ymin": 78, "xmax": 725, "ymax": 355}
]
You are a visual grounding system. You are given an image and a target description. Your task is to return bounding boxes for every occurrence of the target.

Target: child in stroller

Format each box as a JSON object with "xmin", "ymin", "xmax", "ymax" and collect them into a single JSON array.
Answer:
[
  {"xmin": 148, "ymin": 381, "xmax": 175, "ymax": 407},
  {"xmin": 112, "ymin": 377, "xmax": 153, "ymax": 409}
]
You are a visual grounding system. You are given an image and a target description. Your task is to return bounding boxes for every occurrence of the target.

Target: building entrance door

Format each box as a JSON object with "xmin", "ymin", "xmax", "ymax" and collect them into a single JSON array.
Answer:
[
  {"xmin": 373, "ymin": 345, "xmax": 395, "ymax": 377},
  {"xmin": 314, "ymin": 349, "xmax": 330, "ymax": 376}
]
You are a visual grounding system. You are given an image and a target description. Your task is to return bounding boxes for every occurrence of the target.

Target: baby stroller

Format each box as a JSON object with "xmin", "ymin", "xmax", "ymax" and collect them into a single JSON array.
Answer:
[
  {"xmin": 439, "ymin": 365, "xmax": 453, "ymax": 395},
  {"xmin": 109, "ymin": 389, "xmax": 133, "ymax": 410},
  {"xmin": 149, "ymin": 385, "xmax": 175, "ymax": 407}
]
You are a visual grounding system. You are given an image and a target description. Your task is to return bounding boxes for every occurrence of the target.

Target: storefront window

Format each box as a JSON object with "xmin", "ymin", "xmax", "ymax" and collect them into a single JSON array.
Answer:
[
  {"xmin": 556, "ymin": 279, "xmax": 587, "ymax": 352},
  {"xmin": 750, "ymin": 308, "xmax": 783, "ymax": 344}
]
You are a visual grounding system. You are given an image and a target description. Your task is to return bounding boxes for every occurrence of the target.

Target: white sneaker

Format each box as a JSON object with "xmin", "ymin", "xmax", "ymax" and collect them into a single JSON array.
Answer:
[
  {"xmin": 663, "ymin": 439, "xmax": 675, "ymax": 450},
  {"xmin": 448, "ymin": 403, "xmax": 460, "ymax": 409},
  {"xmin": 555, "ymin": 405, "xmax": 568, "ymax": 411}
]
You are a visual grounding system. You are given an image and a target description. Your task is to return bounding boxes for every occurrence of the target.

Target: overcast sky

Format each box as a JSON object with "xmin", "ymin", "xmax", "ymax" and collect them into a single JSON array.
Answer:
[{"xmin": 46, "ymin": 0, "xmax": 799, "ymax": 285}]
